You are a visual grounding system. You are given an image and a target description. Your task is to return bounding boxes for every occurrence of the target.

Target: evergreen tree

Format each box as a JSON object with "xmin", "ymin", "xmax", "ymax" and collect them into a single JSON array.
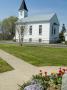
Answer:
[
  {"xmin": 61, "ymin": 24, "xmax": 66, "ymax": 33},
  {"xmin": 59, "ymin": 24, "xmax": 66, "ymax": 42}
]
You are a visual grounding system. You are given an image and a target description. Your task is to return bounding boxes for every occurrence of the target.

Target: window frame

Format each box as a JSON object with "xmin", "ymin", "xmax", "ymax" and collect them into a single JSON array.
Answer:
[
  {"xmin": 39, "ymin": 25, "xmax": 42, "ymax": 35},
  {"xmin": 39, "ymin": 39, "xmax": 42, "ymax": 43},
  {"xmin": 52, "ymin": 26, "xmax": 56, "ymax": 35},
  {"xmin": 29, "ymin": 38, "xmax": 32, "ymax": 42},
  {"xmin": 54, "ymin": 28, "xmax": 56, "ymax": 35},
  {"xmin": 21, "ymin": 26, "xmax": 24, "ymax": 35},
  {"xmin": 29, "ymin": 26, "xmax": 32, "ymax": 35}
]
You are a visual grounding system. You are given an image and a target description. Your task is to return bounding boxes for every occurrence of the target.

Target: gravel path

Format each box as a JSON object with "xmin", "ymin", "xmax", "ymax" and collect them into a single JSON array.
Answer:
[{"xmin": 0, "ymin": 49, "xmax": 67, "ymax": 90}]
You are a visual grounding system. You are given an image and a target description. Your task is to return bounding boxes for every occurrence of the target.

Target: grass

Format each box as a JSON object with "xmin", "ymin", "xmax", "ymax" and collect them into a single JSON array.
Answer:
[
  {"xmin": 0, "ymin": 44, "xmax": 67, "ymax": 66},
  {"xmin": 0, "ymin": 58, "xmax": 13, "ymax": 73}
]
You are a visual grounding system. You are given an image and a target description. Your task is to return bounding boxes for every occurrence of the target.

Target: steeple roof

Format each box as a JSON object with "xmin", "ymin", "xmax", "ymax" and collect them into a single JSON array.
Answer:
[{"xmin": 19, "ymin": 0, "xmax": 28, "ymax": 11}]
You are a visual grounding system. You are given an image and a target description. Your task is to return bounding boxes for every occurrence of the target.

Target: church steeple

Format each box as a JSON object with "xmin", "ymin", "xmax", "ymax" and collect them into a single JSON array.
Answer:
[
  {"xmin": 19, "ymin": 0, "xmax": 28, "ymax": 11},
  {"xmin": 18, "ymin": 0, "xmax": 28, "ymax": 19}
]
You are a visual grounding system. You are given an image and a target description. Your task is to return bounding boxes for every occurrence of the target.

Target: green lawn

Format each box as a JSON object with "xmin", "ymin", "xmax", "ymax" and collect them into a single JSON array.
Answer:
[
  {"xmin": 0, "ymin": 44, "xmax": 67, "ymax": 66},
  {"xmin": 0, "ymin": 58, "xmax": 13, "ymax": 73}
]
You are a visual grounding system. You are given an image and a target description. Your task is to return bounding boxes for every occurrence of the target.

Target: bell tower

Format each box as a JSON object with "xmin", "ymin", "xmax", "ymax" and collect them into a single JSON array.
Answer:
[{"xmin": 18, "ymin": 0, "xmax": 28, "ymax": 19}]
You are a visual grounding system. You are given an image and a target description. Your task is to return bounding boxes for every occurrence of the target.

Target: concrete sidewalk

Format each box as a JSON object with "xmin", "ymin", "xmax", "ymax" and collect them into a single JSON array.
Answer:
[
  {"xmin": 0, "ymin": 49, "xmax": 38, "ymax": 90},
  {"xmin": 0, "ymin": 49, "xmax": 67, "ymax": 90}
]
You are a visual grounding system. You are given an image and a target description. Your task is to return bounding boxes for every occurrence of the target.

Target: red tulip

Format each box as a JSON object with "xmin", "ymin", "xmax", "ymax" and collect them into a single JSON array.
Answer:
[
  {"xmin": 59, "ymin": 68, "xmax": 62, "ymax": 73},
  {"xmin": 63, "ymin": 69, "xmax": 65, "ymax": 72},
  {"xmin": 40, "ymin": 70, "xmax": 42, "ymax": 72},
  {"xmin": 57, "ymin": 73, "xmax": 61, "ymax": 76},
  {"xmin": 39, "ymin": 70, "xmax": 42, "ymax": 76},
  {"xmin": 44, "ymin": 72, "xmax": 47, "ymax": 76}
]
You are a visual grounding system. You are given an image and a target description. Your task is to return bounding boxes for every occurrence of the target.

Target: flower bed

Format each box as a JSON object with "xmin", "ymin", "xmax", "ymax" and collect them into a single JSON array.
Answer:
[{"xmin": 19, "ymin": 68, "xmax": 67, "ymax": 90}]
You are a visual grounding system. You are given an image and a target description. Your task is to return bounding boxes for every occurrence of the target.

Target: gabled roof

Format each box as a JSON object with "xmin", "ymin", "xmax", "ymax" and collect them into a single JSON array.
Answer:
[
  {"xmin": 18, "ymin": 13, "xmax": 56, "ymax": 23},
  {"xmin": 19, "ymin": 0, "xmax": 28, "ymax": 11}
]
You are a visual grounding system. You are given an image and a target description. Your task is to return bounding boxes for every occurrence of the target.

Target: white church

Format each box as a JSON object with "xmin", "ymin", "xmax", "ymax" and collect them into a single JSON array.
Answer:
[{"xmin": 15, "ymin": 0, "xmax": 59, "ymax": 43}]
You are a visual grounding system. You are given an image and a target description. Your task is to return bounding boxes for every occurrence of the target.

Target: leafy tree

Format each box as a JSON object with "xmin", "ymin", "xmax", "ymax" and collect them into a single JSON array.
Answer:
[
  {"xmin": 59, "ymin": 24, "xmax": 66, "ymax": 42},
  {"xmin": 0, "ymin": 21, "xmax": 3, "ymax": 40},
  {"xmin": 2, "ymin": 16, "xmax": 18, "ymax": 40}
]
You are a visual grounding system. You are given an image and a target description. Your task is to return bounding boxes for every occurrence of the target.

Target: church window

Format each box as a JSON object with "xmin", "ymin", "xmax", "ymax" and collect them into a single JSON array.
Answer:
[
  {"xmin": 52, "ymin": 26, "xmax": 56, "ymax": 35},
  {"xmin": 39, "ymin": 39, "xmax": 42, "ymax": 43},
  {"xmin": 54, "ymin": 28, "xmax": 56, "ymax": 35},
  {"xmin": 39, "ymin": 25, "xmax": 42, "ymax": 35},
  {"xmin": 21, "ymin": 26, "xmax": 24, "ymax": 35},
  {"xmin": 29, "ymin": 38, "xmax": 32, "ymax": 42},
  {"xmin": 29, "ymin": 26, "xmax": 32, "ymax": 35}
]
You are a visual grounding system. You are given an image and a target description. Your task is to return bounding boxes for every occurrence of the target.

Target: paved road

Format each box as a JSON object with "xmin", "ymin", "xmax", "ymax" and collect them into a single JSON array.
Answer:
[
  {"xmin": 0, "ymin": 41, "xmax": 67, "ymax": 48},
  {"xmin": 0, "ymin": 49, "xmax": 67, "ymax": 90}
]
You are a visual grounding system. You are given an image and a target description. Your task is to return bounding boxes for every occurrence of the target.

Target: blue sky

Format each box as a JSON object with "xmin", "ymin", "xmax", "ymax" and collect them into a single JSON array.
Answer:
[{"xmin": 0, "ymin": 0, "xmax": 67, "ymax": 28}]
